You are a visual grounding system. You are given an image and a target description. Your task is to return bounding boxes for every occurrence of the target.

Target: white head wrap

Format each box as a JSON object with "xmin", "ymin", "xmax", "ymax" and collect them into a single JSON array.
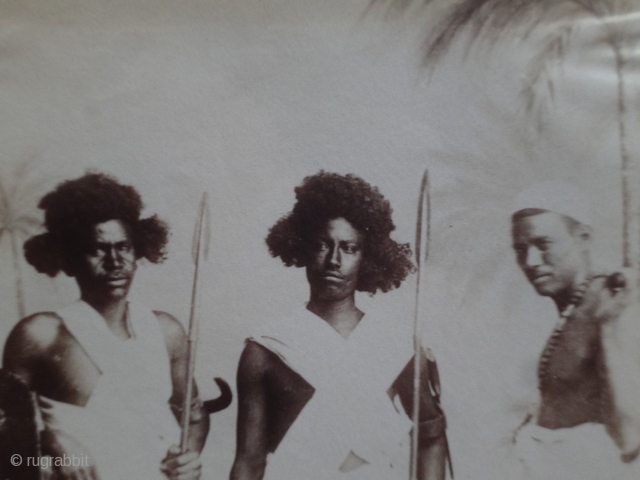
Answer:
[{"xmin": 513, "ymin": 180, "xmax": 593, "ymax": 226}]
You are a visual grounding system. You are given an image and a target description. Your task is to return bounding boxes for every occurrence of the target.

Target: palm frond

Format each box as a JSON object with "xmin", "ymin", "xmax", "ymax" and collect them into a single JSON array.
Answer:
[
  {"xmin": 375, "ymin": 0, "xmax": 614, "ymax": 63},
  {"xmin": 370, "ymin": 0, "xmax": 434, "ymax": 12},
  {"xmin": 521, "ymin": 23, "xmax": 575, "ymax": 131},
  {"xmin": 0, "ymin": 180, "xmax": 9, "ymax": 213},
  {"xmin": 14, "ymin": 215, "xmax": 41, "ymax": 228}
]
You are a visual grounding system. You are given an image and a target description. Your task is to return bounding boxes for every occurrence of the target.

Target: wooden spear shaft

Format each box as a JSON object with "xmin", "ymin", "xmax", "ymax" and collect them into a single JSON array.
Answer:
[
  {"xmin": 181, "ymin": 192, "xmax": 210, "ymax": 453},
  {"xmin": 410, "ymin": 170, "xmax": 430, "ymax": 480}
]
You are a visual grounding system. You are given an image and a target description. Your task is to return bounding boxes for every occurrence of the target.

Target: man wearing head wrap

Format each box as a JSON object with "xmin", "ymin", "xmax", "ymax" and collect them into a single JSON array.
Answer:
[
  {"xmin": 2, "ymin": 173, "xmax": 209, "ymax": 480},
  {"xmin": 510, "ymin": 180, "xmax": 640, "ymax": 479}
]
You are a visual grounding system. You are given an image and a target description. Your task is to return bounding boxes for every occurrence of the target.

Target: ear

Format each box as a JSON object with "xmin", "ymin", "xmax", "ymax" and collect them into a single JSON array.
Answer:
[
  {"xmin": 577, "ymin": 224, "xmax": 593, "ymax": 242},
  {"xmin": 61, "ymin": 263, "xmax": 75, "ymax": 278},
  {"xmin": 575, "ymin": 223, "xmax": 592, "ymax": 243},
  {"xmin": 61, "ymin": 255, "xmax": 79, "ymax": 278}
]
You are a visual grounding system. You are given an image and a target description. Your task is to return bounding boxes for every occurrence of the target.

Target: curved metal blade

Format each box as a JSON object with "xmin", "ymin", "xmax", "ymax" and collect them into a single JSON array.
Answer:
[{"xmin": 203, "ymin": 378, "xmax": 233, "ymax": 414}]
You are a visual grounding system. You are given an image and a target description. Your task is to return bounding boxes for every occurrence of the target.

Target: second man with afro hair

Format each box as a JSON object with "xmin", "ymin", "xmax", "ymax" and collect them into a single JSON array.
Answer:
[{"xmin": 231, "ymin": 172, "xmax": 449, "ymax": 480}]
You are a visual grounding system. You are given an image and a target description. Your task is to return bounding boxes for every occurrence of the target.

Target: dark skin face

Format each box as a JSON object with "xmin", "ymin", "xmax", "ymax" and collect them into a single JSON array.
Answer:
[
  {"xmin": 70, "ymin": 219, "xmax": 137, "ymax": 305},
  {"xmin": 2, "ymin": 219, "xmax": 209, "ymax": 480},
  {"xmin": 305, "ymin": 217, "xmax": 364, "ymax": 306},
  {"xmin": 230, "ymin": 219, "xmax": 447, "ymax": 480}
]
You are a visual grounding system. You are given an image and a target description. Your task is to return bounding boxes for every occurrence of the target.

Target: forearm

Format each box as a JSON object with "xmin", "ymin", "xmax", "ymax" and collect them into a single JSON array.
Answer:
[
  {"xmin": 171, "ymin": 394, "xmax": 210, "ymax": 453},
  {"xmin": 418, "ymin": 434, "xmax": 447, "ymax": 480},
  {"xmin": 187, "ymin": 413, "xmax": 210, "ymax": 453},
  {"xmin": 229, "ymin": 455, "xmax": 266, "ymax": 480},
  {"xmin": 40, "ymin": 427, "xmax": 63, "ymax": 456}
]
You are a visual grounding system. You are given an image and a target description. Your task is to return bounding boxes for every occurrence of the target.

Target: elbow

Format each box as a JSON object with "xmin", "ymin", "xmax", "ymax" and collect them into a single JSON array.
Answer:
[{"xmin": 417, "ymin": 413, "xmax": 447, "ymax": 446}]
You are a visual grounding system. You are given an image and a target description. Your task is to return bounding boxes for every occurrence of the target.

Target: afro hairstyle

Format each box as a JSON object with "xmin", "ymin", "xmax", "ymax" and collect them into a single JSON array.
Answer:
[
  {"xmin": 266, "ymin": 171, "xmax": 414, "ymax": 294},
  {"xmin": 24, "ymin": 173, "xmax": 169, "ymax": 277}
]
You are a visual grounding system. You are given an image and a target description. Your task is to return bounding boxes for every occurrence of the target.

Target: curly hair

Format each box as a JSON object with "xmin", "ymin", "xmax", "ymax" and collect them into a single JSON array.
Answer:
[
  {"xmin": 24, "ymin": 173, "xmax": 169, "ymax": 277},
  {"xmin": 266, "ymin": 171, "xmax": 414, "ymax": 294}
]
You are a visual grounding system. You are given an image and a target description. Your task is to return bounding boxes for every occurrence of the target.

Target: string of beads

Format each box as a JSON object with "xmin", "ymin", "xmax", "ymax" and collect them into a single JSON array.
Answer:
[{"xmin": 537, "ymin": 275, "xmax": 593, "ymax": 389}]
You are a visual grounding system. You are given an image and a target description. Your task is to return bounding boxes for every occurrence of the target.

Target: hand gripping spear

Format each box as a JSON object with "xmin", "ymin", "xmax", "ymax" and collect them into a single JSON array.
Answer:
[
  {"xmin": 409, "ymin": 170, "xmax": 430, "ymax": 480},
  {"xmin": 180, "ymin": 192, "xmax": 211, "ymax": 453}
]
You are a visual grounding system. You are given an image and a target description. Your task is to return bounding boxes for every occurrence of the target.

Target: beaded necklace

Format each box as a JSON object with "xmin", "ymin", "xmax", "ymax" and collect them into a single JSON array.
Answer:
[{"xmin": 537, "ymin": 275, "xmax": 593, "ymax": 388}]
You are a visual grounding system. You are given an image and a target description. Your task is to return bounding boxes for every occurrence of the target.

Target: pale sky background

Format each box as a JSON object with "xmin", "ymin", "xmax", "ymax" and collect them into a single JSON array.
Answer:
[{"xmin": 0, "ymin": 1, "xmax": 636, "ymax": 478}]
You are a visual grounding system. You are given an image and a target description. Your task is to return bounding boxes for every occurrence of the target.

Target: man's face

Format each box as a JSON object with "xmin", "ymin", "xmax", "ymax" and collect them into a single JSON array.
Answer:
[
  {"xmin": 73, "ymin": 219, "xmax": 137, "ymax": 300},
  {"xmin": 306, "ymin": 217, "xmax": 364, "ymax": 304},
  {"xmin": 511, "ymin": 211, "xmax": 589, "ymax": 298}
]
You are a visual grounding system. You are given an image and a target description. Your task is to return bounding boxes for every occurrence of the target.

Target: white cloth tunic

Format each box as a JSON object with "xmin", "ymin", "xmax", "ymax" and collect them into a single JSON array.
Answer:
[
  {"xmin": 39, "ymin": 300, "xmax": 180, "ymax": 480},
  {"xmin": 250, "ymin": 307, "xmax": 415, "ymax": 480},
  {"xmin": 515, "ymin": 422, "xmax": 640, "ymax": 480}
]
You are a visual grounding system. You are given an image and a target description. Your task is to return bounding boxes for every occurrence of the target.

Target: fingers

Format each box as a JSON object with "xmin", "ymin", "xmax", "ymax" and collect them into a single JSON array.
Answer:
[
  {"xmin": 161, "ymin": 448, "xmax": 202, "ymax": 480},
  {"xmin": 165, "ymin": 445, "xmax": 182, "ymax": 459},
  {"xmin": 90, "ymin": 464, "xmax": 101, "ymax": 480},
  {"xmin": 588, "ymin": 275, "xmax": 633, "ymax": 323}
]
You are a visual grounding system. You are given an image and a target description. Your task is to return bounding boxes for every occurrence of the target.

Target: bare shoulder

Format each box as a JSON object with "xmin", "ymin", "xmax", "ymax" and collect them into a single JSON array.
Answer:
[
  {"xmin": 153, "ymin": 310, "xmax": 187, "ymax": 359},
  {"xmin": 154, "ymin": 310, "xmax": 186, "ymax": 338},
  {"xmin": 4, "ymin": 313, "xmax": 63, "ymax": 354},
  {"xmin": 3, "ymin": 312, "xmax": 65, "ymax": 370},
  {"xmin": 238, "ymin": 341, "xmax": 279, "ymax": 380}
]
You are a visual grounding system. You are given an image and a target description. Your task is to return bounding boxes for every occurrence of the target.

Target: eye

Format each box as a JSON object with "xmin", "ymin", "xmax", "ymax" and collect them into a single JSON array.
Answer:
[
  {"xmin": 315, "ymin": 240, "xmax": 330, "ymax": 252},
  {"xmin": 117, "ymin": 243, "xmax": 133, "ymax": 253},
  {"xmin": 342, "ymin": 244, "xmax": 359, "ymax": 254},
  {"xmin": 513, "ymin": 244, "xmax": 526, "ymax": 256},
  {"xmin": 535, "ymin": 239, "xmax": 552, "ymax": 251},
  {"xmin": 92, "ymin": 245, "xmax": 108, "ymax": 257}
]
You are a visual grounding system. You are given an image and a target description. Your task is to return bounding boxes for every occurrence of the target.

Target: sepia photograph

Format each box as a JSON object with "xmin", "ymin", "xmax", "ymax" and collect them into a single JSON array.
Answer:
[{"xmin": 1, "ymin": 1, "xmax": 640, "ymax": 479}]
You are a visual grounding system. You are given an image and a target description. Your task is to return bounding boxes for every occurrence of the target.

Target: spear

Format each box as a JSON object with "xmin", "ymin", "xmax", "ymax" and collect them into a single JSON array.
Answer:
[
  {"xmin": 410, "ymin": 170, "xmax": 430, "ymax": 480},
  {"xmin": 181, "ymin": 192, "xmax": 211, "ymax": 453}
]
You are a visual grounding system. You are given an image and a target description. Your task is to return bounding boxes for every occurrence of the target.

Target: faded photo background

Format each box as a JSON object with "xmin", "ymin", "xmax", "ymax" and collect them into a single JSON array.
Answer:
[{"xmin": 0, "ymin": 0, "xmax": 636, "ymax": 478}]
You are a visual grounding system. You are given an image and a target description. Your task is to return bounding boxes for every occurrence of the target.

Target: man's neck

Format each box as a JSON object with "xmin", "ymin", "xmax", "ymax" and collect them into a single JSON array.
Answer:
[
  {"xmin": 552, "ymin": 271, "xmax": 590, "ymax": 313},
  {"xmin": 81, "ymin": 292, "xmax": 131, "ymax": 339},
  {"xmin": 307, "ymin": 296, "xmax": 363, "ymax": 339}
]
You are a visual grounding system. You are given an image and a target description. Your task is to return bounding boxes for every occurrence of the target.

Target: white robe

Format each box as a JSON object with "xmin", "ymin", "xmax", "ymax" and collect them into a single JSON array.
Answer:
[
  {"xmin": 39, "ymin": 300, "xmax": 180, "ymax": 480},
  {"xmin": 250, "ymin": 307, "xmax": 415, "ymax": 480},
  {"xmin": 514, "ymin": 422, "xmax": 640, "ymax": 480},
  {"xmin": 601, "ymin": 300, "xmax": 640, "ymax": 455}
]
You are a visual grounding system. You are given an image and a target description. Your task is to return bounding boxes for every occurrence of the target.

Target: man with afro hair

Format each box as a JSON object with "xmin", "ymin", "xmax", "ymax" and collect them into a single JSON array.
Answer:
[
  {"xmin": 3, "ymin": 173, "xmax": 209, "ymax": 480},
  {"xmin": 231, "ymin": 172, "xmax": 449, "ymax": 480}
]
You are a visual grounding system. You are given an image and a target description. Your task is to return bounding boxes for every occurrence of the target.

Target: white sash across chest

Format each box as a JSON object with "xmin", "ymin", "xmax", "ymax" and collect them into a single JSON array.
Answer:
[{"xmin": 250, "ymin": 307, "xmax": 414, "ymax": 479}]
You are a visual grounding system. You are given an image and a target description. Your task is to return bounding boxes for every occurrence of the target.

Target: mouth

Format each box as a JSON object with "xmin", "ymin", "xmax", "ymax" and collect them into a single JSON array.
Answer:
[
  {"xmin": 529, "ymin": 273, "xmax": 552, "ymax": 285},
  {"xmin": 106, "ymin": 276, "xmax": 130, "ymax": 286},
  {"xmin": 320, "ymin": 273, "xmax": 344, "ymax": 282}
]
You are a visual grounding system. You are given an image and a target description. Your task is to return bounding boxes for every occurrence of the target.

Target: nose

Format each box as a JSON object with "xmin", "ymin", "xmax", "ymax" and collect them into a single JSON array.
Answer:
[
  {"xmin": 524, "ymin": 246, "xmax": 543, "ymax": 267},
  {"xmin": 327, "ymin": 245, "xmax": 341, "ymax": 268},
  {"xmin": 104, "ymin": 247, "xmax": 124, "ymax": 269}
]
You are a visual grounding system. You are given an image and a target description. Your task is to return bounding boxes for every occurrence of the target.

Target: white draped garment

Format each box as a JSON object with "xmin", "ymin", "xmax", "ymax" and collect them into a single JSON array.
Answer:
[
  {"xmin": 39, "ymin": 300, "xmax": 180, "ymax": 480},
  {"xmin": 250, "ymin": 307, "xmax": 415, "ymax": 480},
  {"xmin": 515, "ymin": 422, "xmax": 640, "ymax": 480}
]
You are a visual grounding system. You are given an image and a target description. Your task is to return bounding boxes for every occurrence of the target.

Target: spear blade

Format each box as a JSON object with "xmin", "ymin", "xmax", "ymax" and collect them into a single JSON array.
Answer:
[
  {"xmin": 191, "ymin": 193, "xmax": 211, "ymax": 264},
  {"xmin": 410, "ymin": 170, "xmax": 430, "ymax": 480},
  {"xmin": 181, "ymin": 192, "xmax": 211, "ymax": 453}
]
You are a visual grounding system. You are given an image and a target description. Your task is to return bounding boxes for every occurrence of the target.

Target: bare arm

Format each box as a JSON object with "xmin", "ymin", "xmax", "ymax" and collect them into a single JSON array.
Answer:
[
  {"xmin": 2, "ymin": 313, "xmax": 59, "ymax": 388},
  {"xmin": 3, "ymin": 314, "xmax": 102, "ymax": 480},
  {"xmin": 230, "ymin": 342, "xmax": 270, "ymax": 480},
  {"xmin": 391, "ymin": 349, "xmax": 448, "ymax": 480},
  {"xmin": 156, "ymin": 312, "xmax": 209, "ymax": 480}
]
